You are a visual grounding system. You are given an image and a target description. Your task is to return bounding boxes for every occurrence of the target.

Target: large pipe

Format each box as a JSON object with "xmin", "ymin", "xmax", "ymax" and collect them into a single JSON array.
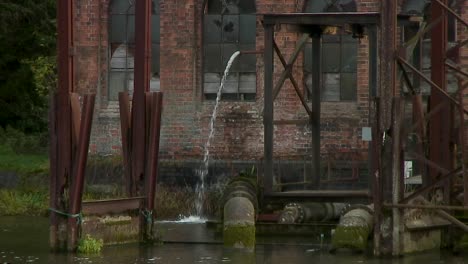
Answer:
[
  {"xmin": 331, "ymin": 205, "xmax": 374, "ymax": 252},
  {"xmin": 278, "ymin": 203, "xmax": 348, "ymax": 224},
  {"xmin": 223, "ymin": 177, "xmax": 258, "ymax": 251}
]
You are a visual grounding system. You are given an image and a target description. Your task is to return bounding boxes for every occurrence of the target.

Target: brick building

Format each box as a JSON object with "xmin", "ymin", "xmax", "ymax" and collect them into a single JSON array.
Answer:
[{"xmin": 73, "ymin": 0, "xmax": 467, "ymax": 184}]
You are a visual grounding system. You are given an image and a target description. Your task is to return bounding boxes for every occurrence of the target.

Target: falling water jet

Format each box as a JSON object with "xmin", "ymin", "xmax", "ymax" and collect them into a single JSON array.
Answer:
[{"xmin": 191, "ymin": 51, "xmax": 242, "ymax": 219}]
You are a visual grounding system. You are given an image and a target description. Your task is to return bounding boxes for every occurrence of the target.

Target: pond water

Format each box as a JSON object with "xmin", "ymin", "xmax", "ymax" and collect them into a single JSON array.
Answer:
[{"xmin": 0, "ymin": 216, "xmax": 466, "ymax": 264}]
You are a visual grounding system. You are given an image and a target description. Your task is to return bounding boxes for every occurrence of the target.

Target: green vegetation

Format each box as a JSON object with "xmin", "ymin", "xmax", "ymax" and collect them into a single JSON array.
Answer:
[
  {"xmin": 223, "ymin": 225, "xmax": 256, "ymax": 249},
  {"xmin": 77, "ymin": 234, "xmax": 104, "ymax": 254},
  {"xmin": 331, "ymin": 225, "xmax": 370, "ymax": 252},
  {"xmin": 0, "ymin": 189, "xmax": 48, "ymax": 216},
  {"xmin": 0, "ymin": 136, "xmax": 48, "ymax": 175},
  {"xmin": 0, "ymin": 0, "xmax": 56, "ymax": 134}
]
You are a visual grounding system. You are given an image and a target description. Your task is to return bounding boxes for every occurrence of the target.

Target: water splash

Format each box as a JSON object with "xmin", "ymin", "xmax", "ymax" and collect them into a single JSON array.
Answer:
[
  {"xmin": 195, "ymin": 51, "xmax": 241, "ymax": 217},
  {"xmin": 159, "ymin": 215, "xmax": 207, "ymax": 223}
]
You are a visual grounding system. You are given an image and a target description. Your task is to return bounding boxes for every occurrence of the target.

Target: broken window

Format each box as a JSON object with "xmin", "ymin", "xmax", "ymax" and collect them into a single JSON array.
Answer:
[
  {"xmin": 203, "ymin": 0, "xmax": 256, "ymax": 101},
  {"xmin": 304, "ymin": 0, "xmax": 358, "ymax": 102},
  {"xmin": 109, "ymin": 0, "xmax": 160, "ymax": 101}
]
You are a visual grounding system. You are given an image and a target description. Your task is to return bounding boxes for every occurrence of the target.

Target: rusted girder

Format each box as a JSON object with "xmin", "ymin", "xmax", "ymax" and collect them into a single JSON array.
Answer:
[
  {"xmin": 132, "ymin": 0, "xmax": 152, "ymax": 196},
  {"xmin": 68, "ymin": 94, "xmax": 96, "ymax": 251}
]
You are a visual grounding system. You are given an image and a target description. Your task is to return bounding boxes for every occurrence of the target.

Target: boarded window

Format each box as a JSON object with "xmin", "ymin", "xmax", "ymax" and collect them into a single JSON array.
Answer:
[
  {"xmin": 304, "ymin": 0, "xmax": 358, "ymax": 102},
  {"xmin": 203, "ymin": 0, "xmax": 256, "ymax": 101},
  {"xmin": 109, "ymin": 0, "xmax": 160, "ymax": 101}
]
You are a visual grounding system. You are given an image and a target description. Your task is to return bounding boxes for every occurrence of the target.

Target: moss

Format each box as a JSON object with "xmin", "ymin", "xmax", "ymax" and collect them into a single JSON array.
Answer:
[
  {"xmin": 331, "ymin": 226, "xmax": 370, "ymax": 251},
  {"xmin": 454, "ymin": 234, "xmax": 468, "ymax": 252},
  {"xmin": 77, "ymin": 234, "xmax": 104, "ymax": 254},
  {"xmin": 224, "ymin": 225, "xmax": 255, "ymax": 249}
]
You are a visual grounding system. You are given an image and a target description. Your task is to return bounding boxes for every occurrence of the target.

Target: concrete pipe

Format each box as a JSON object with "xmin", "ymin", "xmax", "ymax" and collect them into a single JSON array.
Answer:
[
  {"xmin": 222, "ymin": 176, "xmax": 258, "ymax": 251},
  {"xmin": 223, "ymin": 196, "xmax": 256, "ymax": 250},
  {"xmin": 278, "ymin": 203, "xmax": 348, "ymax": 224},
  {"xmin": 330, "ymin": 205, "xmax": 374, "ymax": 252}
]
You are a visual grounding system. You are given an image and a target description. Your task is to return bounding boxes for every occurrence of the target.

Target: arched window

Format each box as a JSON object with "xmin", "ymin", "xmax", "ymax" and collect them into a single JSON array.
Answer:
[
  {"xmin": 402, "ymin": 0, "xmax": 457, "ymax": 94},
  {"xmin": 304, "ymin": 0, "xmax": 358, "ymax": 101},
  {"xmin": 109, "ymin": 0, "xmax": 160, "ymax": 101},
  {"xmin": 203, "ymin": 0, "xmax": 256, "ymax": 101}
]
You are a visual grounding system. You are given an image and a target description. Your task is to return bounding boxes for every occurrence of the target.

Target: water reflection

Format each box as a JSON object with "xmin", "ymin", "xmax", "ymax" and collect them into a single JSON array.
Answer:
[{"xmin": 0, "ymin": 216, "xmax": 466, "ymax": 264}]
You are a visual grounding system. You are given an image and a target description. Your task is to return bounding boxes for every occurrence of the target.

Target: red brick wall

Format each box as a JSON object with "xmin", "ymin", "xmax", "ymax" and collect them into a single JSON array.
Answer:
[{"xmin": 72, "ymin": 0, "xmax": 465, "ymax": 162}]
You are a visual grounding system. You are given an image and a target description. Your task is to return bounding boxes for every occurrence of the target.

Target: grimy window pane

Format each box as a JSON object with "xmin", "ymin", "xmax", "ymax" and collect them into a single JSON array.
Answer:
[
  {"xmin": 340, "ymin": 73, "xmax": 357, "ymax": 101},
  {"xmin": 110, "ymin": 0, "xmax": 132, "ymax": 14},
  {"xmin": 341, "ymin": 42, "xmax": 357, "ymax": 72},
  {"xmin": 239, "ymin": 15, "xmax": 256, "ymax": 44},
  {"xmin": 322, "ymin": 43, "xmax": 340, "ymax": 72},
  {"xmin": 222, "ymin": 73, "xmax": 239, "ymax": 93},
  {"xmin": 110, "ymin": 44, "xmax": 134, "ymax": 69},
  {"xmin": 109, "ymin": 71, "xmax": 127, "ymax": 101},
  {"xmin": 151, "ymin": 44, "xmax": 160, "ymax": 74},
  {"xmin": 238, "ymin": 0, "xmax": 256, "ymax": 13},
  {"xmin": 151, "ymin": 15, "xmax": 160, "ymax": 43},
  {"xmin": 238, "ymin": 44, "xmax": 256, "ymax": 72},
  {"xmin": 304, "ymin": 43, "xmax": 313, "ymax": 73},
  {"xmin": 322, "ymin": 73, "xmax": 340, "ymax": 101},
  {"xmin": 305, "ymin": 0, "xmax": 328, "ymax": 12},
  {"xmin": 204, "ymin": 15, "xmax": 222, "ymax": 44},
  {"xmin": 111, "ymin": 15, "xmax": 127, "ymax": 43},
  {"xmin": 204, "ymin": 45, "xmax": 222, "ymax": 72},
  {"xmin": 152, "ymin": 0, "xmax": 160, "ymax": 15},
  {"xmin": 222, "ymin": 15, "xmax": 239, "ymax": 43},
  {"xmin": 126, "ymin": 15, "xmax": 135, "ymax": 43},
  {"xmin": 422, "ymin": 41, "xmax": 431, "ymax": 69},
  {"xmin": 239, "ymin": 73, "xmax": 256, "ymax": 93},
  {"xmin": 204, "ymin": 73, "xmax": 222, "ymax": 94},
  {"xmin": 222, "ymin": 44, "xmax": 239, "ymax": 72}
]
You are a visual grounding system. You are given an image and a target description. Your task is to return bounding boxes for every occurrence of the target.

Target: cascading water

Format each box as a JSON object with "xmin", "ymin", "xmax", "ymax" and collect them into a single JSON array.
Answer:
[{"xmin": 193, "ymin": 51, "xmax": 241, "ymax": 219}]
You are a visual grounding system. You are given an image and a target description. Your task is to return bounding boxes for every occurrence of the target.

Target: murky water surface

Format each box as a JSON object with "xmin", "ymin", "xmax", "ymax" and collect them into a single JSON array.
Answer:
[{"xmin": 0, "ymin": 216, "xmax": 466, "ymax": 264}]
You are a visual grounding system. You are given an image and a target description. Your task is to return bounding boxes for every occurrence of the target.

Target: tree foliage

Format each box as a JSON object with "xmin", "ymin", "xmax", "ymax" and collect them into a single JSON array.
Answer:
[{"xmin": 0, "ymin": 0, "xmax": 56, "ymax": 133}]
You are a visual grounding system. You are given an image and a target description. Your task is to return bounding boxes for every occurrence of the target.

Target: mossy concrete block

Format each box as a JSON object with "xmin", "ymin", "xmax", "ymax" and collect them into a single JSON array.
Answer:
[
  {"xmin": 223, "ymin": 225, "xmax": 255, "ymax": 250},
  {"xmin": 454, "ymin": 234, "xmax": 468, "ymax": 253},
  {"xmin": 401, "ymin": 229, "xmax": 441, "ymax": 254},
  {"xmin": 331, "ymin": 226, "xmax": 370, "ymax": 251},
  {"xmin": 81, "ymin": 215, "xmax": 139, "ymax": 245}
]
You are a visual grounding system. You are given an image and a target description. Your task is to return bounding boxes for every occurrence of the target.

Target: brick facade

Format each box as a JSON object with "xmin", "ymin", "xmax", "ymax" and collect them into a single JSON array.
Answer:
[{"xmin": 72, "ymin": 0, "xmax": 467, "ymax": 166}]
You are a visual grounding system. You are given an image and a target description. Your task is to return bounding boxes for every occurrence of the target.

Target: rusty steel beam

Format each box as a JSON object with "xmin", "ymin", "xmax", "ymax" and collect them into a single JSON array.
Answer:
[
  {"xmin": 311, "ymin": 35, "xmax": 321, "ymax": 189},
  {"xmin": 400, "ymin": 166, "xmax": 463, "ymax": 204},
  {"xmin": 433, "ymin": 0, "xmax": 468, "ymax": 28},
  {"xmin": 446, "ymin": 62, "xmax": 468, "ymax": 79},
  {"xmin": 48, "ymin": 94, "xmax": 58, "ymax": 250},
  {"xmin": 70, "ymin": 93, "xmax": 81, "ymax": 147},
  {"xmin": 82, "ymin": 197, "xmax": 145, "ymax": 215},
  {"xmin": 263, "ymin": 24, "xmax": 274, "ymax": 194},
  {"xmin": 145, "ymin": 92, "xmax": 163, "ymax": 212},
  {"xmin": 429, "ymin": 0, "xmax": 452, "ymax": 203},
  {"xmin": 132, "ymin": 0, "xmax": 152, "ymax": 196},
  {"xmin": 397, "ymin": 56, "xmax": 468, "ymax": 115},
  {"xmin": 68, "ymin": 94, "xmax": 95, "ymax": 251},
  {"xmin": 119, "ymin": 92, "xmax": 132, "ymax": 196},
  {"xmin": 408, "ymin": 151, "xmax": 450, "ymax": 175},
  {"xmin": 273, "ymin": 41, "xmax": 312, "ymax": 117},
  {"xmin": 272, "ymin": 34, "xmax": 309, "ymax": 101},
  {"xmin": 384, "ymin": 203, "xmax": 468, "ymax": 211}
]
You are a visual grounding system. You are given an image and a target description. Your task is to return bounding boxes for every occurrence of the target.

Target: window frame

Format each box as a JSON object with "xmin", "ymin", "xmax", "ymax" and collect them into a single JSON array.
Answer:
[
  {"xmin": 108, "ymin": 0, "xmax": 160, "ymax": 101},
  {"xmin": 303, "ymin": 0, "xmax": 358, "ymax": 102},
  {"xmin": 202, "ymin": 0, "xmax": 257, "ymax": 101}
]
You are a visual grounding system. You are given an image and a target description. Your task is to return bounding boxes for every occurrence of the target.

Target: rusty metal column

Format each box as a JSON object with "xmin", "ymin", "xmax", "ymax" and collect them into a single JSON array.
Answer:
[
  {"xmin": 52, "ymin": 0, "xmax": 74, "ymax": 251},
  {"xmin": 379, "ymin": 0, "xmax": 398, "ymax": 256},
  {"xmin": 132, "ymin": 0, "xmax": 152, "ymax": 195},
  {"xmin": 429, "ymin": 0, "xmax": 451, "ymax": 202},
  {"xmin": 264, "ymin": 24, "xmax": 274, "ymax": 194},
  {"xmin": 311, "ymin": 35, "xmax": 321, "ymax": 189}
]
